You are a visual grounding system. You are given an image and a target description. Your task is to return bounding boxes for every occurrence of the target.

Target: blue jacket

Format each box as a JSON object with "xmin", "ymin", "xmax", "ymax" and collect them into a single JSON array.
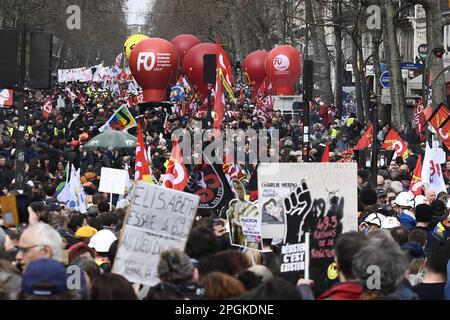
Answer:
[{"xmin": 400, "ymin": 211, "xmax": 416, "ymax": 231}]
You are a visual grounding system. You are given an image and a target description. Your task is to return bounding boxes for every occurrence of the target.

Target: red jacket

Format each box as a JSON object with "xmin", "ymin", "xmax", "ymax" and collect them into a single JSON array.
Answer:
[{"xmin": 318, "ymin": 281, "xmax": 363, "ymax": 300}]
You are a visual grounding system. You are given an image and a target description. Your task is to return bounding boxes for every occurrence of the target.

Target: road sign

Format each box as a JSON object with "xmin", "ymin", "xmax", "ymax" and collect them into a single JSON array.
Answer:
[
  {"xmin": 418, "ymin": 44, "xmax": 428, "ymax": 61},
  {"xmin": 400, "ymin": 63, "xmax": 424, "ymax": 70},
  {"xmin": 381, "ymin": 88, "xmax": 391, "ymax": 105},
  {"xmin": 380, "ymin": 71, "xmax": 390, "ymax": 88}
]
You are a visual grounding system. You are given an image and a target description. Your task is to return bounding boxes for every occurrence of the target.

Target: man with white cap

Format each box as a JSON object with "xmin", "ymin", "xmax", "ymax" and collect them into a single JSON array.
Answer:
[{"xmin": 395, "ymin": 191, "xmax": 416, "ymax": 231}]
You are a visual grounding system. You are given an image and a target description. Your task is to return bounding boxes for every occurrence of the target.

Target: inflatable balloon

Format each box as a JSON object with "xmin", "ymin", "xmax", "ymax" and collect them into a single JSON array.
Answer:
[
  {"xmin": 265, "ymin": 45, "xmax": 302, "ymax": 95},
  {"xmin": 124, "ymin": 34, "xmax": 149, "ymax": 60},
  {"xmin": 242, "ymin": 50, "xmax": 268, "ymax": 92},
  {"xmin": 129, "ymin": 38, "xmax": 179, "ymax": 102},
  {"xmin": 171, "ymin": 34, "xmax": 201, "ymax": 65},
  {"xmin": 182, "ymin": 42, "xmax": 216, "ymax": 98}
]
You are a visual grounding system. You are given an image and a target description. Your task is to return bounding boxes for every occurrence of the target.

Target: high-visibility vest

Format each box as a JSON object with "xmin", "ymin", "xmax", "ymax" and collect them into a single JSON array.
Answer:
[
  {"xmin": 331, "ymin": 127, "xmax": 340, "ymax": 139},
  {"xmin": 54, "ymin": 127, "xmax": 66, "ymax": 136},
  {"xmin": 7, "ymin": 128, "xmax": 13, "ymax": 136},
  {"xmin": 346, "ymin": 117, "xmax": 356, "ymax": 127},
  {"xmin": 27, "ymin": 126, "xmax": 33, "ymax": 134}
]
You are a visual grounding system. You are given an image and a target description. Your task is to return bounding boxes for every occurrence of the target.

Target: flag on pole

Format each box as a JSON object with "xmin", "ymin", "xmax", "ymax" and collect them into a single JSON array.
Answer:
[
  {"xmin": 43, "ymin": 97, "xmax": 53, "ymax": 119},
  {"xmin": 354, "ymin": 124, "xmax": 373, "ymax": 150},
  {"xmin": 99, "ymin": 105, "xmax": 137, "ymax": 132},
  {"xmin": 216, "ymin": 39, "xmax": 237, "ymax": 105},
  {"xmin": 438, "ymin": 116, "xmax": 450, "ymax": 151},
  {"xmin": 428, "ymin": 103, "xmax": 450, "ymax": 133},
  {"xmin": 57, "ymin": 165, "xmax": 87, "ymax": 213},
  {"xmin": 421, "ymin": 142, "xmax": 447, "ymax": 194},
  {"xmin": 409, "ymin": 154, "xmax": 423, "ymax": 196},
  {"xmin": 0, "ymin": 89, "xmax": 13, "ymax": 106},
  {"xmin": 162, "ymin": 139, "xmax": 188, "ymax": 191},
  {"xmin": 321, "ymin": 144, "xmax": 330, "ymax": 162},
  {"xmin": 135, "ymin": 123, "xmax": 152, "ymax": 183},
  {"xmin": 381, "ymin": 129, "xmax": 409, "ymax": 160}
]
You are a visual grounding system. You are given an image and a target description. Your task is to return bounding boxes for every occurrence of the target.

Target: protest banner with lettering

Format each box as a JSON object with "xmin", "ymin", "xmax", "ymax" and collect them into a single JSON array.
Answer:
[
  {"xmin": 258, "ymin": 163, "xmax": 357, "ymax": 292},
  {"xmin": 112, "ymin": 182, "xmax": 199, "ymax": 286},
  {"xmin": 226, "ymin": 181, "xmax": 262, "ymax": 251}
]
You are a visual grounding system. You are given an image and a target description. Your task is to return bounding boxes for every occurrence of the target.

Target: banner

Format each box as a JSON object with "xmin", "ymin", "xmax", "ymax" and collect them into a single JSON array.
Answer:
[
  {"xmin": 99, "ymin": 168, "xmax": 129, "ymax": 195},
  {"xmin": 258, "ymin": 163, "xmax": 358, "ymax": 293},
  {"xmin": 226, "ymin": 181, "xmax": 262, "ymax": 251},
  {"xmin": 421, "ymin": 142, "xmax": 447, "ymax": 194},
  {"xmin": 112, "ymin": 182, "xmax": 199, "ymax": 286}
]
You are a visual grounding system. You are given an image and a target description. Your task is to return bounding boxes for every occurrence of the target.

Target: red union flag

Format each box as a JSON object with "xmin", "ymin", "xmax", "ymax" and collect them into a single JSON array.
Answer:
[
  {"xmin": 135, "ymin": 123, "xmax": 152, "ymax": 183},
  {"xmin": 428, "ymin": 103, "xmax": 450, "ymax": 131},
  {"xmin": 438, "ymin": 116, "xmax": 450, "ymax": 150},
  {"xmin": 382, "ymin": 129, "xmax": 409, "ymax": 160},
  {"xmin": 0, "ymin": 89, "xmax": 13, "ymax": 106},
  {"xmin": 43, "ymin": 98, "xmax": 53, "ymax": 119},
  {"xmin": 354, "ymin": 124, "xmax": 373, "ymax": 150},
  {"xmin": 409, "ymin": 154, "xmax": 423, "ymax": 196},
  {"xmin": 162, "ymin": 139, "xmax": 188, "ymax": 191}
]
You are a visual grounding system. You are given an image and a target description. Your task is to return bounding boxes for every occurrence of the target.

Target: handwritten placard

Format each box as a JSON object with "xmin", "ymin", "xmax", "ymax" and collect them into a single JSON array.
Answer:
[{"xmin": 112, "ymin": 182, "xmax": 199, "ymax": 286}]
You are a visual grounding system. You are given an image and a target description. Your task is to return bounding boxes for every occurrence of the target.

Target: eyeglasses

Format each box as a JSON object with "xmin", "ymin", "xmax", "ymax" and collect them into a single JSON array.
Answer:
[{"xmin": 17, "ymin": 245, "xmax": 45, "ymax": 254}]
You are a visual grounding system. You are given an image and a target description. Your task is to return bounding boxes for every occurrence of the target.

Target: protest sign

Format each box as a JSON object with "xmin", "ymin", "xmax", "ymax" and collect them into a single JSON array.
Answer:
[
  {"xmin": 112, "ymin": 182, "xmax": 199, "ymax": 286},
  {"xmin": 226, "ymin": 181, "xmax": 262, "ymax": 251},
  {"xmin": 258, "ymin": 163, "xmax": 358, "ymax": 291},
  {"xmin": 0, "ymin": 195, "xmax": 19, "ymax": 227},
  {"xmin": 99, "ymin": 168, "xmax": 128, "ymax": 195}
]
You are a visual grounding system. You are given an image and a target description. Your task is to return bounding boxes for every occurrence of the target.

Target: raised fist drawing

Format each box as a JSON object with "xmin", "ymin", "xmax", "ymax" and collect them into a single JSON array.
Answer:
[{"xmin": 283, "ymin": 181, "xmax": 313, "ymax": 244}]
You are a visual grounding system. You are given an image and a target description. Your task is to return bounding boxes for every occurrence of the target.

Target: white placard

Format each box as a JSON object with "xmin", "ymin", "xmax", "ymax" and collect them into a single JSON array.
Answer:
[
  {"xmin": 258, "ymin": 163, "xmax": 358, "ymax": 241},
  {"xmin": 112, "ymin": 182, "xmax": 199, "ymax": 286},
  {"xmin": 99, "ymin": 168, "xmax": 128, "ymax": 195}
]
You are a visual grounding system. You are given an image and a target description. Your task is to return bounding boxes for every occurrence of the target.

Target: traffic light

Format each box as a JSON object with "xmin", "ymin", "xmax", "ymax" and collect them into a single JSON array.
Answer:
[{"xmin": 433, "ymin": 47, "xmax": 446, "ymax": 59}]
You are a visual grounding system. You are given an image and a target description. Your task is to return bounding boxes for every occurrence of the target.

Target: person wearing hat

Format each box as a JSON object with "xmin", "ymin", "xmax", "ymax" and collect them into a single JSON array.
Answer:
[
  {"xmin": 359, "ymin": 213, "xmax": 384, "ymax": 235},
  {"xmin": 394, "ymin": 191, "xmax": 416, "ymax": 231},
  {"xmin": 376, "ymin": 188, "xmax": 387, "ymax": 205},
  {"xmin": 88, "ymin": 229, "xmax": 117, "ymax": 273},
  {"xmin": 76, "ymin": 226, "xmax": 98, "ymax": 244},
  {"xmin": 412, "ymin": 204, "xmax": 440, "ymax": 252},
  {"xmin": 20, "ymin": 258, "xmax": 80, "ymax": 300}
]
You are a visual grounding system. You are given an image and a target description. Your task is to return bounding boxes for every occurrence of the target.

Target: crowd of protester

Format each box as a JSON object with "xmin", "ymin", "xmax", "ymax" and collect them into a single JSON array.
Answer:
[{"xmin": 0, "ymin": 78, "xmax": 449, "ymax": 300}]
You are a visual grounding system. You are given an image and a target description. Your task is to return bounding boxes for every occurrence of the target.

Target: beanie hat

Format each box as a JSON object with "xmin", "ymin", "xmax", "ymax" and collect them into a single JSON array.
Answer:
[
  {"xmin": 415, "ymin": 204, "xmax": 433, "ymax": 223},
  {"xmin": 360, "ymin": 188, "xmax": 377, "ymax": 206},
  {"xmin": 157, "ymin": 249, "xmax": 193, "ymax": 283}
]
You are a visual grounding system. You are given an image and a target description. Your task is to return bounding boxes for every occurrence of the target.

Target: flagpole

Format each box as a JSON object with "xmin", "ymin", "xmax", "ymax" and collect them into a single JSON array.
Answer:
[{"xmin": 370, "ymin": 92, "xmax": 378, "ymax": 188}]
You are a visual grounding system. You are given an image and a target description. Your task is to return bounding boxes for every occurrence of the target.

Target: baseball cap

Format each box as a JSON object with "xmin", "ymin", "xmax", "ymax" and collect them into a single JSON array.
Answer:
[
  {"xmin": 414, "ymin": 195, "xmax": 428, "ymax": 208},
  {"xmin": 381, "ymin": 217, "xmax": 401, "ymax": 229},
  {"xmin": 376, "ymin": 188, "xmax": 387, "ymax": 198},
  {"xmin": 75, "ymin": 226, "xmax": 98, "ymax": 238},
  {"xmin": 22, "ymin": 259, "xmax": 69, "ymax": 296},
  {"xmin": 394, "ymin": 191, "xmax": 414, "ymax": 207},
  {"xmin": 88, "ymin": 229, "xmax": 117, "ymax": 252},
  {"xmin": 364, "ymin": 213, "xmax": 385, "ymax": 228}
]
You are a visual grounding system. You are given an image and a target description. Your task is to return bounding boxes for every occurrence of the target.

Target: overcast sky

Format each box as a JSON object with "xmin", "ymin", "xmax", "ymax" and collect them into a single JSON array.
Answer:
[{"xmin": 126, "ymin": 0, "xmax": 150, "ymax": 25}]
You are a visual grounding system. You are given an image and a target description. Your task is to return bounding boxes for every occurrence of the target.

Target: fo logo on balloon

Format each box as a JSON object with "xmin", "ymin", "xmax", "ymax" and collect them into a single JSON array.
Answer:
[
  {"xmin": 137, "ymin": 52, "xmax": 156, "ymax": 72},
  {"xmin": 273, "ymin": 54, "xmax": 290, "ymax": 71}
]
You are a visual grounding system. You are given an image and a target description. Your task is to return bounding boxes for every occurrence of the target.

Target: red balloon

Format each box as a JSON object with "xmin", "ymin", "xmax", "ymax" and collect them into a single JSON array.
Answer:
[
  {"xmin": 265, "ymin": 45, "xmax": 302, "ymax": 95},
  {"xmin": 129, "ymin": 38, "xmax": 179, "ymax": 102},
  {"xmin": 171, "ymin": 34, "xmax": 201, "ymax": 64},
  {"xmin": 182, "ymin": 42, "xmax": 216, "ymax": 99},
  {"xmin": 243, "ymin": 50, "xmax": 268, "ymax": 90}
]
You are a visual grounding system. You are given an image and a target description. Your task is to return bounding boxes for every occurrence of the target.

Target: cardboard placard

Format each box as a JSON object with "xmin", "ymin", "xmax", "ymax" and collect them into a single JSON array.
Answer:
[
  {"xmin": 0, "ymin": 195, "xmax": 19, "ymax": 227},
  {"xmin": 258, "ymin": 163, "xmax": 358, "ymax": 292},
  {"xmin": 112, "ymin": 182, "xmax": 199, "ymax": 286},
  {"xmin": 99, "ymin": 167, "xmax": 128, "ymax": 195}
]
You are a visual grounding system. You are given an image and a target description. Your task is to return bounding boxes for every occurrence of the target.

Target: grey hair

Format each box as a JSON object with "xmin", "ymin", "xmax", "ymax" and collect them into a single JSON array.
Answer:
[
  {"xmin": 24, "ymin": 223, "xmax": 63, "ymax": 262},
  {"xmin": 157, "ymin": 249, "xmax": 193, "ymax": 284},
  {"xmin": 352, "ymin": 238, "xmax": 408, "ymax": 296}
]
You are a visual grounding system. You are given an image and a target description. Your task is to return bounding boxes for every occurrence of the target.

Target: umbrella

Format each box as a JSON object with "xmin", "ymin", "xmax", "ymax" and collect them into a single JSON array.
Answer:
[{"xmin": 84, "ymin": 130, "xmax": 136, "ymax": 151}]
